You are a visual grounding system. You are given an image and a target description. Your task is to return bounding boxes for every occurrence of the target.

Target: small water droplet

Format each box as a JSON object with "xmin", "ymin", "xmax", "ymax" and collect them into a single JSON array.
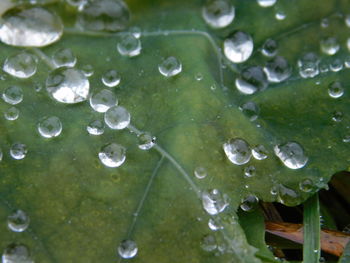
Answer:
[
  {"xmin": 298, "ymin": 52, "xmax": 319, "ymax": 79},
  {"xmin": 129, "ymin": 26, "xmax": 141, "ymax": 38},
  {"xmin": 208, "ymin": 218, "xmax": 223, "ymax": 231},
  {"xmin": 102, "ymin": 69, "xmax": 121, "ymax": 87},
  {"xmin": 320, "ymin": 37, "xmax": 339, "ymax": 55},
  {"xmin": 90, "ymin": 89, "xmax": 117, "ymax": 113},
  {"xmin": 195, "ymin": 73, "xmax": 203, "ymax": 81},
  {"xmin": 137, "ymin": 132, "xmax": 156, "ymax": 150},
  {"xmin": 117, "ymin": 33, "xmax": 141, "ymax": 57},
  {"xmin": 239, "ymin": 101, "xmax": 259, "ymax": 121},
  {"xmin": 235, "ymin": 66, "xmax": 268, "ymax": 95},
  {"xmin": 4, "ymin": 106, "xmax": 19, "ymax": 121},
  {"xmin": 277, "ymin": 184, "xmax": 300, "ymax": 205},
  {"xmin": 194, "ymin": 166, "xmax": 207, "ymax": 179},
  {"xmin": 7, "ymin": 210, "xmax": 30, "ymax": 232},
  {"xmin": 257, "ymin": 0, "xmax": 276, "ymax": 7},
  {"xmin": 87, "ymin": 120, "xmax": 104, "ymax": 135},
  {"xmin": 299, "ymin": 179, "xmax": 313, "ymax": 193},
  {"xmin": 261, "ymin": 38, "xmax": 278, "ymax": 57},
  {"xmin": 202, "ymin": 0, "xmax": 235, "ymax": 29},
  {"xmin": 224, "ymin": 31, "xmax": 253, "ymax": 63},
  {"xmin": 2, "ymin": 86, "xmax": 23, "ymax": 105},
  {"xmin": 99, "ymin": 143, "xmax": 126, "ymax": 168},
  {"xmin": 200, "ymin": 234, "xmax": 217, "ymax": 252},
  {"xmin": 274, "ymin": 141, "xmax": 308, "ymax": 169},
  {"xmin": 320, "ymin": 18, "xmax": 329, "ymax": 28},
  {"xmin": 264, "ymin": 56, "xmax": 291, "ymax": 83},
  {"xmin": 38, "ymin": 116, "xmax": 62, "ymax": 138},
  {"xmin": 117, "ymin": 239, "xmax": 137, "ymax": 259},
  {"xmin": 329, "ymin": 58, "xmax": 343, "ymax": 72},
  {"xmin": 104, "ymin": 106, "xmax": 130, "ymax": 130},
  {"xmin": 345, "ymin": 14, "xmax": 350, "ymax": 27},
  {"xmin": 81, "ymin": 64, "xmax": 94, "ymax": 77},
  {"xmin": 275, "ymin": 11, "xmax": 286, "ymax": 21},
  {"xmin": 332, "ymin": 111, "xmax": 343, "ymax": 122},
  {"xmin": 223, "ymin": 138, "xmax": 251, "ymax": 165},
  {"xmin": 240, "ymin": 195, "xmax": 258, "ymax": 212},
  {"xmin": 343, "ymin": 134, "xmax": 350, "ymax": 143},
  {"xmin": 52, "ymin": 48, "xmax": 77, "ymax": 68},
  {"xmin": 10, "ymin": 143, "xmax": 27, "ymax": 160},
  {"xmin": 244, "ymin": 165, "xmax": 256, "ymax": 178},
  {"xmin": 158, "ymin": 56, "xmax": 182, "ymax": 77},
  {"xmin": 2, "ymin": 243, "xmax": 33, "ymax": 263},
  {"xmin": 3, "ymin": 52, "xmax": 37, "ymax": 79},
  {"xmin": 328, "ymin": 81, "xmax": 344, "ymax": 98},
  {"xmin": 202, "ymin": 189, "xmax": 229, "ymax": 215},
  {"xmin": 252, "ymin": 145, "xmax": 268, "ymax": 160}
]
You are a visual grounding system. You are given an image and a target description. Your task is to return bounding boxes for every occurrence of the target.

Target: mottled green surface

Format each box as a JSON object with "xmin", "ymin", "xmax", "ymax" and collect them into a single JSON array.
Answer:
[{"xmin": 0, "ymin": 0, "xmax": 350, "ymax": 262}]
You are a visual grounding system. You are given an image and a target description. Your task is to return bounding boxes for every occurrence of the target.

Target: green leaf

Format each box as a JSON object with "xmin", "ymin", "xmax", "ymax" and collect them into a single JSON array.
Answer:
[
  {"xmin": 338, "ymin": 239, "xmax": 350, "ymax": 263},
  {"xmin": 0, "ymin": 0, "xmax": 349, "ymax": 262}
]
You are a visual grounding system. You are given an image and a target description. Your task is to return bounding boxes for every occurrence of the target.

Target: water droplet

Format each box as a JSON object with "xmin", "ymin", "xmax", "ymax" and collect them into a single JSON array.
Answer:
[
  {"xmin": 345, "ymin": 14, "xmax": 350, "ymax": 27},
  {"xmin": 223, "ymin": 138, "xmax": 251, "ymax": 165},
  {"xmin": 0, "ymin": 7, "xmax": 63, "ymax": 47},
  {"xmin": 257, "ymin": 0, "xmax": 276, "ymax": 7},
  {"xmin": 3, "ymin": 52, "xmax": 37, "ymax": 78},
  {"xmin": 101, "ymin": 69, "xmax": 121, "ymax": 87},
  {"xmin": 137, "ymin": 132, "xmax": 156, "ymax": 150},
  {"xmin": 129, "ymin": 26, "xmax": 141, "ymax": 38},
  {"xmin": 202, "ymin": 0, "xmax": 235, "ymax": 29},
  {"xmin": 7, "ymin": 210, "xmax": 30, "ymax": 232},
  {"xmin": 38, "ymin": 116, "xmax": 62, "ymax": 138},
  {"xmin": 158, "ymin": 56, "xmax": 182, "ymax": 77},
  {"xmin": 330, "ymin": 58, "xmax": 343, "ymax": 72},
  {"xmin": 244, "ymin": 165, "xmax": 256, "ymax": 177},
  {"xmin": 208, "ymin": 218, "xmax": 223, "ymax": 231},
  {"xmin": 2, "ymin": 244, "xmax": 33, "ymax": 263},
  {"xmin": 52, "ymin": 48, "xmax": 77, "ymax": 68},
  {"xmin": 99, "ymin": 143, "xmax": 126, "ymax": 168},
  {"xmin": 274, "ymin": 141, "xmax": 308, "ymax": 169},
  {"xmin": 261, "ymin": 38, "xmax": 278, "ymax": 57},
  {"xmin": 320, "ymin": 37, "xmax": 339, "ymax": 55},
  {"xmin": 66, "ymin": 0, "xmax": 87, "ymax": 10},
  {"xmin": 78, "ymin": 0, "xmax": 130, "ymax": 32},
  {"xmin": 195, "ymin": 73, "xmax": 203, "ymax": 81},
  {"xmin": 328, "ymin": 81, "xmax": 344, "ymax": 98},
  {"xmin": 4, "ymin": 106, "xmax": 19, "ymax": 121},
  {"xmin": 87, "ymin": 120, "xmax": 104, "ymax": 135},
  {"xmin": 0, "ymin": 148, "xmax": 3, "ymax": 162},
  {"xmin": 240, "ymin": 195, "xmax": 258, "ymax": 212},
  {"xmin": 252, "ymin": 145, "xmax": 268, "ymax": 160},
  {"xmin": 332, "ymin": 111, "xmax": 343, "ymax": 122},
  {"xmin": 117, "ymin": 239, "xmax": 137, "ymax": 259},
  {"xmin": 10, "ymin": 143, "xmax": 27, "ymax": 160},
  {"xmin": 202, "ymin": 189, "xmax": 229, "ymax": 215},
  {"xmin": 90, "ymin": 89, "xmax": 117, "ymax": 113},
  {"xmin": 194, "ymin": 166, "xmax": 207, "ymax": 179},
  {"xmin": 299, "ymin": 179, "xmax": 313, "ymax": 193},
  {"xmin": 201, "ymin": 234, "xmax": 217, "ymax": 252},
  {"xmin": 46, "ymin": 67, "xmax": 90, "ymax": 104},
  {"xmin": 2, "ymin": 86, "xmax": 23, "ymax": 105},
  {"xmin": 343, "ymin": 135, "xmax": 350, "ymax": 143},
  {"xmin": 298, "ymin": 52, "xmax": 319, "ymax": 79},
  {"xmin": 81, "ymin": 64, "xmax": 94, "ymax": 77},
  {"xmin": 235, "ymin": 66, "xmax": 268, "ymax": 95},
  {"xmin": 104, "ymin": 106, "xmax": 130, "ymax": 130},
  {"xmin": 277, "ymin": 184, "xmax": 300, "ymax": 205},
  {"xmin": 239, "ymin": 101, "xmax": 259, "ymax": 121},
  {"xmin": 264, "ymin": 56, "xmax": 291, "ymax": 83},
  {"xmin": 320, "ymin": 18, "xmax": 329, "ymax": 28},
  {"xmin": 275, "ymin": 11, "xmax": 286, "ymax": 20},
  {"xmin": 224, "ymin": 31, "xmax": 253, "ymax": 63},
  {"xmin": 117, "ymin": 33, "xmax": 141, "ymax": 57}
]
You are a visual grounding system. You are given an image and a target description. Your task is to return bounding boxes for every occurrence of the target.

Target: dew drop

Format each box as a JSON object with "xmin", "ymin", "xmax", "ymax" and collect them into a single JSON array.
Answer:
[
  {"xmin": 328, "ymin": 81, "xmax": 344, "ymax": 98},
  {"xmin": 137, "ymin": 132, "xmax": 156, "ymax": 150},
  {"xmin": 257, "ymin": 0, "xmax": 276, "ymax": 7},
  {"xmin": 117, "ymin": 240, "xmax": 137, "ymax": 259},
  {"xmin": 46, "ymin": 67, "xmax": 90, "ymax": 104},
  {"xmin": 224, "ymin": 31, "xmax": 253, "ymax": 63},
  {"xmin": 38, "ymin": 116, "xmax": 62, "ymax": 138},
  {"xmin": 0, "ymin": 7, "xmax": 63, "ymax": 47},
  {"xmin": 329, "ymin": 58, "xmax": 343, "ymax": 72},
  {"xmin": 2, "ymin": 86, "xmax": 23, "ymax": 105},
  {"xmin": 117, "ymin": 33, "xmax": 141, "ymax": 57},
  {"xmin": 239, "ymin": 101, "xmax": 259, "ymax": 121},
  {"xmin": 195, "ymin": 73, "xmax": 203, "ymax": 81},
  {"xmin": 275, "ymin": 11, "xmax": 286, "ymax": 20},
  {"xmin": 208, "ymin": 218, "xmax": 223, "ymax": 231},
  {"xmin": 274, "ymin": 141, "xmax": 308, "ymax": 169},
  {"xmin": 129, "ymin": 26, "xmax": 141, "ymax": 38},
  {"xmin": 202, "ymin": 189, "xmax": 229, "ymax": 215},
  {"xmin": 244, "ymin": 165, "xmax": 256, "ymax": 178},
  {"xmin": 298, "ymin": 52, "xmax": 319, "ymax": 79},
  {"xmin": 2, "ymin": 243, "xmax": 33, "ymax": 263},
  {"xmin": 66, "ymin": 0, "xmax": 87, "ymax": 10},
  {"xmin": 299, "ymin": 179, "xmax": 313, "ymax": 193},
  {"xmin": 277, "ymin": 184, "xmax": 300, "ymax": 205},
  {"xmin": 81, "ymin": 64, "xmax": 94, "ymax": 77},
  {"xmin": 202, "ymin": 0, "xmax": 235, "ymax": 29},
  {"xmin": 346, "ymin": 14, "xmax": 350, "ymax": 27},
  {"xmin": 52, "ymin": 48, "xmax": 77, "ymax": 68},
  {"xmin": 3, "ymin": 52, "xmax": 37, "ymax": 79},
  {"xmin": 0, "ymin": 148, "xmax": 3, "ymax": 162},
  {"xmin": 99, "ymin": 143, "xmax": 126, "ymax": 168},
  {"xmin": 104, "ymin": 106, "xmax": 130, "ymax": 130},
  {"xmin": 343, "ymin": 135, "xmax": 350, "ymax": 143},
  {"xmin": 235, "ymin": 66, "xmax": 268, "ymax": 95},
  {"xmin": 7, "ymin": 210, "xmax": 30, "ymax": 232},
  {"xmin": 264, "ymin": 56, "xmax": 291, "ymax": 83},
  {"xmin": 90, "ymin": 89, "xmax": 117, "ymax": 113},
  {"xmin": 102, "ymin": 69, "xmax": 121, "ymax": 87},
  {"xmin": 10, "ymin": 143, "xmax": 27, "ymax": 160},
  {"xmin": 201, "ymin": 234, "xmax": 217, "ymax": 252},
  {"xmin": 240, "ymin": 195, "xmax": 259, "ymax": 212},
  {"xmin": 320, "ymin": 18, "xmax": 329, "ymax": 28},
  {"xmin": 332, "ymin": 111, "xmax": 343, "ymax": 122},
  {"xmin": 4, "ymin": 106, "xmax": 19, "ymax": 121},
  {"xmin": 87, "ymin": 120, "xmax": 105, "ymax": 135},
  {"xmin": 194, "ymin": 166, "xmax": 207, "ymax": 179},
  {"xmin": 320, "ymin": 37, "xmax": 339, "ymax": 56},
  {"xmin": 261, "ymin": 38, "xmax": 278, "ymax": 57},
  {"xmin": 223, "ymin": 138, "xmax": 251, "ymax": 165},
  {"xmin": 252, "ymin": 145, "xmax": 268, "ymax": 160},
  {"xmin": 158, "ymin": 56, "xmax": 182, "ymax": 77}
]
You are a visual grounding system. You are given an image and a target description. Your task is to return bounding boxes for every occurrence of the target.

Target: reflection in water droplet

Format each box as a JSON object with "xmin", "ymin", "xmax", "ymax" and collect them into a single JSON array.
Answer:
[
  {"xmin": 274, "ymin": 141, "xmax": 308, "ymax": 169},
  {"xmin": 104, "ymin": 106, "xmax": 130, "ymax": 130},
  {"xmin": 46, "ymin": 67, "xmax": 90, "ymax": 104},
  {"xmin": 298, "ymin": 52, "xmax": 319, "ymax": 79},
  {"xmin": 78, "ymin": 0, "xmax": 130, "ymax": 32},
  {"xmin": 7, "ymin": 210, "xmax": 30, "ymax": 232},
  {"xmin": 239, "ymin": 101, "xmax": 259, "ymax": 121},
  {"xmin": 99, "ymin": 143, "xmax": 126, "ymax": 168},
  {"xmin": 90, "ymin": 89, "xmax": 117, "ymax": 113},
  {"xmin": 224, "ymin": 31, "xmax": 253, "ymax": 63},
  {"xmin": 252, "ymin": 145, "xmax": 268, "ymax": 160},
  {"xmin": 117, "ymin": 239, "xmax": 138, "ymax": 259},
  {"xmin": 223, "ymin": 138, "xmax": 251, "ymax": 165},
  {"xmin": 4, "ymin": 106, "xmax": 19, "ymax": 121},
  {"xmin": 299, "ymin": 179, "xmax": 313, "ymax": 193},
  {"xmin": 235, "ymin": 66, "xmax": 268, "ymax": 95},
  {"xmin": 201, "ymin": 234, "xmax": 217, "ymax": 252},
  {"xmin": 10, "ymin": 143, "xmax": 27, "ymax": 160},
  {"xmin": 87, "ymin": 120, "xmax": 104, "ymax": 135},
  {"xmin": 138, "ymin": 132, "xmax": 156, "ymax": 150},
  {"xmin": 320, "ymin": 37, "xmax": 339, "ymax": 56},
  {"xmin": 2, "ymin": 243, "xmax": 33, "ymax": 263},
  {"xmin": 261, "ymin": 38, "xmax": 277, "ymax": 57},
  {"xmin": 38, "ymin": 116, "xmax": 62, "ymax": 138},
  {"xmin": 328, "ymin": 81, "xmax": 344, "ymax": 98},
  {"xmin": 117, "ymin": 33, "xmax": 141, "ymax": 57},
  {"xmin": 202, "ymin": 189, "xmax": 229, "ymax": 215},
  {"xmin": 52, "ymin": 48, "xmax": 77, "ymax": 68},
  {"xmin": 0, "ymin": 7, "xmax": 63, "ymax": 47},
  {"xmin": 2, "ymin": 86, "xmax": 23, "ymax": 105},
  {"xmin": 240, "ymin": 195, "xmax": 258, "ymax": 212},
  {"xmin": 3, "ymin": 52, "xmax": 37, "ymax": 79},
  {"xmin": 264, "ymin": 56, "xmax": 291, "ymax": 83},
  {"xmin": 102, "ymin": 69, "xmax": 121, "ymax": 87},
  {"xmin": 244, "ymin": 165, "xmax": 256, "ymax": 177},
  {"xmin": 202, "ymin": 0, "xmax": 235, "ymax": 29},
  {"xmin": 257, "ymin": 0, "xmax": 276, "ymax": 7},
  {"xmin": 158, "ymin": 57, "xmax": 182, "ymax": 77},
  {"xmin": 194, "ymin": 166, "xmax": 207, "ymax": 179}
]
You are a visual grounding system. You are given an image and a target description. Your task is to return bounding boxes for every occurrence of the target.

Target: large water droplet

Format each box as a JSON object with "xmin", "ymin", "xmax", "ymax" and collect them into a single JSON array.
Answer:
[
  {"xmin": 224, "ymin": 31, "xmax": 253, "ymax": 63},
  {"xmin": 102, "ymin": 69, "xmax": 121, "ymax": 87},
  {"xmin": 202, "ymin": 0, "xmax": 235, "ymax": 29},
  {"xmin": 46, "ymin": 67, "xmax": 90, "ymax": 104},
  {"xmin": 52, "ymin": 48, "xmax": 77, "ymax": 68},
  {"xmin": 239, "ymin": 101, "xmax": 259, "ymax": 121},
  {"xmin": 3, "ymin": 52, "xmax": 37, "ymax": 78},
  {"xmin": 117, "ymin": 240, "xmax": 138, "ymax": 259},
  {"xmin": 264, "ymin": 56, "xmax": 291, "ymax": 83},
  {"xmin": 0, "ymin": 7, "xmax": 63, "ymax": 47},
  {"xmin": 235, "ymin": 66, "xmax": 268, "ymax": 95},
  {"xmin": 4, "ymin": 106, "xmax": 19, "ymax": 121},
  {"xmin": 328, "ymin": 81, "xmax": 344, "ymax": 98},
  {"xmin": 274, "ymin": 141, "xmax": 308, "ymax": 169},
  {"xmin": 202, "ymin": 189, "xmax": 229, "ymax": 215},
  {"xmin": 261, "ymin": 38, "xmax": 278, "ymax": 57},
  {"xmin": 2, "ymin": 86, "xmax": 23, "ymax": 105},
  {"xmin": 90, "ymin": 89, "xmax": 117, "ymax": 113},
  {"xmin": 87, "ymin": 119, "xmax": 105, "ymax": 135},
  {"xmin": 2, "ymin": 244, "xmax": 33, "ymax": 263},
  {"xmin": 117, "ymin": 33, "xmax": 141, "ymax": 57},
  {"xmin": 257, "ymin": 0, "xmax": 276, "ymax": 7},
  {"xmin": 298, "ymin": 52, "xmax": 319, "ymax": 79},
  {"xmin": 38, "ymin": 116, "xmax": 62, "ymax": 138},
  {"xmin": 320, "ymin": 37, "xmax": 339, "ymax": 56},
  {"xmin": 223, "ymin": 138, "xmax": 251, "ymax": 165},
  {"xmin": 7, "ymin": 210, "xmax": 30, "ymax": 232},
  {"xmin": 158, "ymin": 56, "xmax": 182, "ymax": 77},
  {"xmin": 137, "ymin": 132, "xmax": 156, "ymax": 150},
  {"xmin": 99, "ymin": 143, "xmax": 126, "ymax": 168},
  {"xmin": 104, "ymin": 106, "xmax": 130, "ymax": 130},
  {"xmin": 10, "ymin": 143, "xmax": 27, "ymax": 160},
  {"xmin": 78, "ymin": 0, "xmax": 130, "ymax": 32}
]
